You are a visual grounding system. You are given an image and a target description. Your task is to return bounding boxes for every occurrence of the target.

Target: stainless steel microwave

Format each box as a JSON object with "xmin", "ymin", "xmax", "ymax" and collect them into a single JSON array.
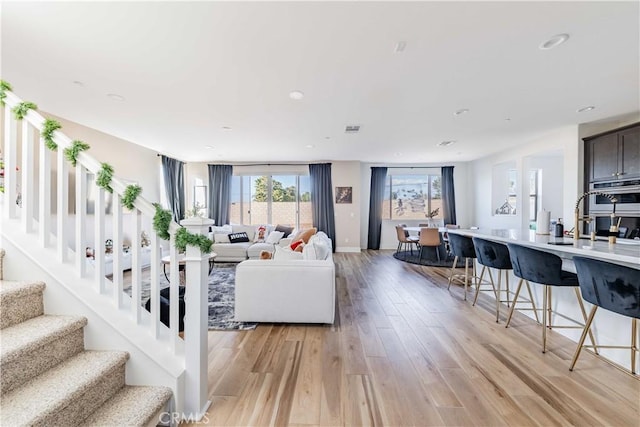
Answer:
[{"xmin": 589, "ymin": 179, "xmax": 640, "ymax": 215}]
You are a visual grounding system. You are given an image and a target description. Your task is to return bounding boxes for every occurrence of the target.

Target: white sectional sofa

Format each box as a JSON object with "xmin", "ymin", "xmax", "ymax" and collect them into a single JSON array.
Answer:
[
  {"xmin": 234, "ymin": 232, "xmax": 335, "ymax": 324},
  {"xmin": 209, "ymin": 224, "xmax": 293, "ymax": 262}
]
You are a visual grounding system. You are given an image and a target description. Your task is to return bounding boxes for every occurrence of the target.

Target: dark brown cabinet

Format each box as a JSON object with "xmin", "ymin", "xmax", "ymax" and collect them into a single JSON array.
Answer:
[{"xmin": 585, "ymin": 124, "xmax": 640, "ymax": 182}]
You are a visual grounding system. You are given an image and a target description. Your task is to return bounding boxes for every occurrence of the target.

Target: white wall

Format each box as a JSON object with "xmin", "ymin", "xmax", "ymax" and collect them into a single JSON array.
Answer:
[
  {"xmin": 332, "ymin": 161, "xmax": 361, "ymax": 252},
  {"xmin": 359, "ymin": 162, "xmax": 471, "ymax": 249}
]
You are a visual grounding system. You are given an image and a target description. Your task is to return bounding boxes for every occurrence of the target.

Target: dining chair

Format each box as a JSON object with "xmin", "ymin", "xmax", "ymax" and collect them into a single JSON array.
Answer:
[
  {"xmin": 418, "ymin": 228, "xmax": 441, "ymax": 262},
  {"xmin": 395, "ymin": 225, "xmax": 419, "ymax": 257}
]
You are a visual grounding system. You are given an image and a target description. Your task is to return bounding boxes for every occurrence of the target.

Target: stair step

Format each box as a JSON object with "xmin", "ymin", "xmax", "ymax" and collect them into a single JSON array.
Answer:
[
  {"xmin": 82, "ymin": 385, "xmax": 173, "ymax": 427},
  {"xmin": 1, "ymin": 315, "xmax": 87, "ymax": 394},
  {"xmin": 0, "ymin": 350, "xmax": 129, "ymax": 427},
  {"xmin": 0, "ymin": 280, "xmax": 46, "ymax": 329}
]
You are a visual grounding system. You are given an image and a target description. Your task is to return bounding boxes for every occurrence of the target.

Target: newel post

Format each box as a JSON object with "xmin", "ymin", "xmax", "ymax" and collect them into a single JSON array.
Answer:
[{"xmin": 180, "ymin": 217, "xmax": 214, "ymax": 420}]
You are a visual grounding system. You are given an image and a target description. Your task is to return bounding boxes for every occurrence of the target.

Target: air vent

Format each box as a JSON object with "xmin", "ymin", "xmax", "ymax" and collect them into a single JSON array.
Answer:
[
  {"xmin": 345, "ymin": 125, "xmax": 360, "ymax": 133},
  {"xmin": 437, "ymin": 140, "xmax": 456, "ymax": 147}
]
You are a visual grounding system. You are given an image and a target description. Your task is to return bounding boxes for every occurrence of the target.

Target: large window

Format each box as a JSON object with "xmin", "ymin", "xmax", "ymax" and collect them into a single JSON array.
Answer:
[
  {"xmin": 382, "ymin": 174, "xmax": 442, "ymax": 220},
  {"xmin": 229, "ymin": 175, "xmax": 312, "ymax": 228}
]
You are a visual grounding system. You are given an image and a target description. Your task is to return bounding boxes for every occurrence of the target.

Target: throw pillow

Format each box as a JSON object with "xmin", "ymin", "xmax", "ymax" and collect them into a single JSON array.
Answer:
[
  {"xmin": 275, "ymin": 224, "xmax": 295, "ymax": 237},
  {"xmin": 294, "ymin": 242, "xmax": 305, "ymax": 252},
  {"xmin": 259, "ymin": 250, "xmax": 272, "ymax": 260},
  {"xmin": 272, "ymin": 245, "xmax": 304, "ymax": 260},
  {"xmin": 297, "ymin": 227, "xmax": 317, "ymax": 243},
  {"xmin": 254, "ymin": 225, "xmax": 268, "ymax": 242},
  {"xmin": 265, "ymin": 230, "xmax": 285, "ymax": 244},
  {"xmin": 211, "ymin": 225, "xmax": 233, "ymax": 234},
  {"xmin": 228, "ymin": 232, "xmax": 250, "ymax": 243},
  {"xmin": 303, "ymin": 237, "xmax": 331, "ymax": 260},
  {"xmin": 290, "ymin": 239, "xmax": 304, "ymax": 251},
  {"xmin": 214, "ymin": 233, "xmax": 230, "ymax": 244}
]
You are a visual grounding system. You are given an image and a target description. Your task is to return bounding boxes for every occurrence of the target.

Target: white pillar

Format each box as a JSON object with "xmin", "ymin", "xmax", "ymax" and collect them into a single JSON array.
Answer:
[{"xmin": 180, "ymin": 217, "xmax": 214, "ymax": 421}]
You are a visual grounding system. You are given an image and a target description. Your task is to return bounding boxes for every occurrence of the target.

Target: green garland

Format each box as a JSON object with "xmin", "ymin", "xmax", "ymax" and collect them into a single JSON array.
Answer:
[
  {"xmin": 122, "ymin": 184, "xmax": 142, "ymax": 210},
  {"xmin": 0, "ymin": 80, "xmax": 12, "ymax": 106},
  {"xmin": 175, "ymin": 227, "xmax": 213, "ymax": 254},
  {"xmin": 96, "ymin": 163, "xmax": 114, "ymax": 193},
  {"xmin": 12, "ymin": 101, "xmax": 38, "ymax": 120},
  {"xmin": 153, "ymin": 203, "xmax": 172, "ymax": 240},
  {"xmin": 41, "ymin": 119, "xmax": 62, "ymax": 150},
  {"xmin": 63, "ymin": 140, "xmax": 90, "ymax": 167}
]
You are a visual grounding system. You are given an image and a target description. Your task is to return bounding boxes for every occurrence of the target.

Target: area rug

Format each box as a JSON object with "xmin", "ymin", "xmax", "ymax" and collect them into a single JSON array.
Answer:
[
  {"xmin": 126, "ymin": 264, "xmax": 257, "ymax": 331},
  {"xmin": 393, "ymin": 250, "xmax": 462, "ymax": 268}
]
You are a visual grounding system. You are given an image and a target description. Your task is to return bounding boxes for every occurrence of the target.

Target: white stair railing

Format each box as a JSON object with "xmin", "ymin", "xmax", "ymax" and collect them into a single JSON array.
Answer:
[{"xmin": 1, "ymin": 89, "xmax": 210, "ymax": 420}]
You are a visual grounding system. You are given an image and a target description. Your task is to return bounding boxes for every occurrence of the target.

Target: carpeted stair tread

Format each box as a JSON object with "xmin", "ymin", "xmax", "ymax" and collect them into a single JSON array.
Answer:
[
  {"xmin": 81, "ymin": 385, "xmax": 173, "ymax": 426},
  {"xmin": 0, "ymin": 350, "xmax": 129, "ymax": 426},
  {"xmin": 0, "ymin": 280, "xmax": 46, "ymax": 299},
  {"xmin": 1, "ymin": 315, "xmax": 87, "ymax": 364}
]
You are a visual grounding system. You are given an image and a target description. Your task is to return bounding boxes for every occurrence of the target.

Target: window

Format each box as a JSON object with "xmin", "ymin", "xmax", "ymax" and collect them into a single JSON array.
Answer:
[
  {"xmin": 382, "ymin": 174, "xmax": 442, "ymax": 220},
  {"xmin": 229, "ymin": 175, "xmax": 312, "ymax": 228},
  {"xmin": 529, "ymin": 169, "xmax": 540, "ymax": 222}
]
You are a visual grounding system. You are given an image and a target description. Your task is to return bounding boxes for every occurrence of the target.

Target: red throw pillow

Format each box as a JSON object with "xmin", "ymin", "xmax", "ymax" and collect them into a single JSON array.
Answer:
[{"xmin": 290, "ymin": 240, "xmax": 304, "ymax": 251}]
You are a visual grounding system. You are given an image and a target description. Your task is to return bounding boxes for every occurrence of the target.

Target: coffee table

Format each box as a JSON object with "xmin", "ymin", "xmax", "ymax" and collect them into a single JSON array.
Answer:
[{"xmin": 161, "ymin": 252, "xmax": 217, "ymax": 284}]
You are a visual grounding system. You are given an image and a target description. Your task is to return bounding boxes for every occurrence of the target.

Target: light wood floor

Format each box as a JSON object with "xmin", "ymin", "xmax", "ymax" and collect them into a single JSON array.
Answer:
[{"xmin": 185, "ymin": 250, "xmax": 639, "ymax": 426}]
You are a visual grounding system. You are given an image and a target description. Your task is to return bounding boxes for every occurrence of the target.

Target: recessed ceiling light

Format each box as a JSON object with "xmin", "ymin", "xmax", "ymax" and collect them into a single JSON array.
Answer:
[
  {"xmin": 72, "ymin": 81, "xmax": 84, "ymax": 87},
  {"xmin": 324, "ymin": 136, "xmax": 331, "ymax": 140},
  {"xmin": 454, "ymin": 109, "xmax": 469, "ymax": 116},
  {"xmin": 394, "ymin": 41, "xmax": 407, "ymax": 53},
  {"xmin": 394, "ymin": 152, "xmax": 402, "ymax": 156},
  {"xmin": 289, "ymin": 90, "xmax": 304, "ymax": 100},
  {"xmin": 305, "ymin": 144, "xmax": 315, "ymax": 149},
  {"xmin": 437, "ymin": 140, "xmax": 456, "ymax": 147},
  {"xmin": 539, "ymin": 33, "xmax": 570, "ymax": 50},
  {"xmin": 205, "ymin": 145, "xmax": 215, "ymax": 149},
  {"xmin": 106, "ymin": 93, "xmax": 125, "ymax": 101},
  {"xmin": 505, "ymin": 118, "xmax": 511, "ymax": 122},
  {"xmin": 221, "ymin": 126, "xmax": 232, "ymax": 131},
  {"xmin": 577, "ymin": 106, "xmax": 595, "ymax": 113}
]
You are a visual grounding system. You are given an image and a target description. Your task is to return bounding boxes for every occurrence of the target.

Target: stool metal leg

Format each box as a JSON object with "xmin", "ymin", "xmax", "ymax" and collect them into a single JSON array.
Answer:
[
  {"xmin": 472, "ymin": 265, "xmax": 487, "ymax": 306},
  {"xmin": 464, "ymin": 258, "xmax": 470, "ymax": 300},
  {"xmin": 496, "ymin": 268, "xmax": 502, "ymax": 323},
  {"xmin": 569, "ymin": 305, "xmax": 598, "ymax": 371},
  {"xmin": 542, "ymin": 285, "xmax": 549, "ymax": 353},
  {"xmin": 574, "ymin": 288, "xmax": 599, "ymax": 355},
  {"xmin": 525, "ymin": 280, "xmax": 540, "ymax": 324},
  {"xmin": 447, "ymin": 256, "xmax": 458, "ymax": 290},
  {"xmin": 632, "ymin": 318, "xmax": 638, "ymax": 374},
  {"xmin": 505, "ymin": 279, "xmax": 523, "ymax": 328}
]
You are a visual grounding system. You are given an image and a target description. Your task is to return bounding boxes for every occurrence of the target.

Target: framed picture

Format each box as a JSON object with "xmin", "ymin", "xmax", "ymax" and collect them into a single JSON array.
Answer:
[{"xmin": 335, "ymin": 186, "xmax": 352, "ymax": 204}]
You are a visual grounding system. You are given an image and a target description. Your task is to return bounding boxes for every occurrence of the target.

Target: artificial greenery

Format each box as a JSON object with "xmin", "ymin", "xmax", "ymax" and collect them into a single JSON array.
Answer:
[
  {"xmin": 96, "ymin": 162, "xmax": 114, "ymax": 193},
  {"xmin": 63, "ymin": 140, "xmax": 90, "ymax": 167},
  {"xmin": 153, "ymin": 203, "xmax": 172, "ymax": 240},
  {"xmin": 12, "ymin": 101, "xmax": 38, "ymax": 120},
  {"xmin": 122, "ymin": 184, "xmax": 142, "ymax": 210},
  {"xmin": 41, "ymin": 119, "xmax": 62, "ymax": 150},
  {"xmin": 175, "ymin": 227, "xmax": 213, "ymax": 254},
  {"xmin": 0, "ymin": 80, "xmax": 12, "ymax": 106}
]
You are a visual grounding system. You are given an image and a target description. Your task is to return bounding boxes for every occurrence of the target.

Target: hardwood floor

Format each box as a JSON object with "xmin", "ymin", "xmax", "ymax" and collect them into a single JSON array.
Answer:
[{"xmin": 185, "ymin": 251, "xmax": 639, "ymax": 426}]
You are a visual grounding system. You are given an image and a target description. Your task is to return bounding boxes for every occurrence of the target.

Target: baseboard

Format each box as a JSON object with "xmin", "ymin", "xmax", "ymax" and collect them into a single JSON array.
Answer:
[{"xmin": 335, "ymin": 247, "xmax": 362, "ymax": 253}]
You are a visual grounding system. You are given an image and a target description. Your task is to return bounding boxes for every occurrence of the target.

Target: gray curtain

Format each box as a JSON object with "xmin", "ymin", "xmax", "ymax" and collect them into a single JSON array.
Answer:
[
  {"xmin": 309, "ymin": 163, "xmax": 336, "ymax": 251},
  {"xmin": 441, "ymin": 166, "xmax": 457, "ymax": 225},
  {"xmin": 161, "ymin": 155, "xmax": 185, "ymax": 222},
  {"xmin": 207, "ymin": 164, "xmax": 233, "ymax": 226},
  {"xmin": 367, "ymin": 167, "xmax": 388, "ymax": 249}
]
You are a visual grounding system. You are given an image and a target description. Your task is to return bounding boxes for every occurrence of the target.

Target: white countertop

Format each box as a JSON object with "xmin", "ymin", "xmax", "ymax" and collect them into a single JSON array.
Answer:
[{"xmin": 448, "ymin": 228, "xmax": 640, "ymax": 269}]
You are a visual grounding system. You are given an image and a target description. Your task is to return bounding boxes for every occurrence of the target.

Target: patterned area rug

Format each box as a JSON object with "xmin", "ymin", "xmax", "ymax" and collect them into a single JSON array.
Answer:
[
  {"xmin": 127, "ymin": 263, "xmax": 257, "ymax": 331},
  {"xmin": 393, "ymin": 250, "xmax": 462, "ymax": 267}
]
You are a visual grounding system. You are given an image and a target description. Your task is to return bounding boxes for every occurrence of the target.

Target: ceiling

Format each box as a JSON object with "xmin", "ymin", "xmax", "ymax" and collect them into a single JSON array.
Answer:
[{"xmin": 2, "ymin": 1, "xmax": 639, "ymax": 163}]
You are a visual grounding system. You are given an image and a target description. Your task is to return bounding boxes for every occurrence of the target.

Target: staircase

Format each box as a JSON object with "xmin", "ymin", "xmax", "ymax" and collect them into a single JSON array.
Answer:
[{"xmin": 0, "ymin": 277, "xmax": 172, "ymax": 426}]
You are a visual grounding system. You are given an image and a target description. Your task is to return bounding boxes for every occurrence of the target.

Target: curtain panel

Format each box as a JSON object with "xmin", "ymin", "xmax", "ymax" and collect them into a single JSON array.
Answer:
[
  {"xmin": 367, "ymin": 167, "xmax": 388, "ymax": 249},
  {"xmin": 441, "ymin": 166, "xmax": 457, "ymax": 225},
  {"xmin": 161, "ymin": 155, "xmax": 185, "ymax": 222},
  {"xmin": 309, "ymin": 163, "xmax": 336, "ymax": 251},
  {"xmin": 208, "ymin": 164, "xmax": 233, "ymax": 226}
]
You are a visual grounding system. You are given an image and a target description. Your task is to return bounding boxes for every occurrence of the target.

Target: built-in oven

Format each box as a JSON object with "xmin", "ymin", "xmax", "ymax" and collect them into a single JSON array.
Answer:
[{"xmin": 589, "ymin": 179, "xmax": 640, "ymax": 216}]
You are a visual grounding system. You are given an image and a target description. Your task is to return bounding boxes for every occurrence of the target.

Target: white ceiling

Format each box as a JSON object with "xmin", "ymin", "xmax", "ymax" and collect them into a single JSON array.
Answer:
[{"xmin": 2, "ymin": 1, "xmax": 639, "ymax": 163}]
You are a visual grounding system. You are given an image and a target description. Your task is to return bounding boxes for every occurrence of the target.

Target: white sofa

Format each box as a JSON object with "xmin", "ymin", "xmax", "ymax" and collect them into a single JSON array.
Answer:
[
  {"xmin": 210, "ymin": 225, "xmax": 292, "ymax": 262},
  {"xmin": 234, "ymin": 232, "xmax": 335, "ymax": 324}
]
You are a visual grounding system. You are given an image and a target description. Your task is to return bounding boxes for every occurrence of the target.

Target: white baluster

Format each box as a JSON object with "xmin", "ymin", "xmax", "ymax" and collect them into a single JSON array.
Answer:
[
  {"xmin": 169, "ymin": 229, "xmax": 180, "ymax": 354},
  {"xmin": 112, "ymin": 194, "xmax": 123, "ymax": 308},
  {"xmin": 150, "ymin": 230, "xmax": 161, "ymax": 338},
  {"xmin": 21, "ymin": 120, "xmax": 34, "ymax": 232},
  {"xmin": 182, "ymin": 217, "xmax": 214, "ymax": 420},
  {"xmin": 75, "ymin": 165, "xmax": 87, "ymax": 277},
  {"xmin": 3, "ymin": 107, "xmax": 17, "ymax": 219},
  {"xmin": 39, "ymin": 135, "xmax": 51, "ymax": 247},
  {"xmin": 131, "ymin": 210, "xmax": 142, "ymax": 323},
  {"xmin": 94, "ymin": 185, "xmax": 105, "ymax": 293},
  {"xmin": 56, "ymin": 149, "xmax": 68, "ymax": 262}
]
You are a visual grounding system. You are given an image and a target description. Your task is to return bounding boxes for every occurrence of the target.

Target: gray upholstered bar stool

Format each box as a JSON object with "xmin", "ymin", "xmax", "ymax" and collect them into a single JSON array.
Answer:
[
  {"xmin": 505, "ymin": 244, "xmax": 598, "ymax": 353},
  {"xmin": 570, "ymin": 256, "xmax": 640, "ymax": 375},
  {"xmin": 473, "ymin": 237, "xmax": 538, "ymax": 323},
  {"xmin": 447, "ymin": 233, "xmax": 479, "ymax": 301}
]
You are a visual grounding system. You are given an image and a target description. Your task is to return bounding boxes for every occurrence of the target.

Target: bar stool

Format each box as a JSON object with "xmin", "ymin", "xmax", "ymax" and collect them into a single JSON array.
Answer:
[
  {"xmin": 570, "ymin": 256, "xmax": 640, "ymax": 375},
  {"xmin": 447, "ymin": 233, "xmax": 479, "ymax": 301},
  {"xmin": 505, "ymin": 244, "xmax": 597, "ymax": 353},
  {"xmin": 473, "ymin": 237, "xmax": 538, "ymax": 323}
]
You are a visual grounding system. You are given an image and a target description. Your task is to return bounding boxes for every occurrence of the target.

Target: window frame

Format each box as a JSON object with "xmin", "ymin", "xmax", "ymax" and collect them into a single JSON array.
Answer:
[{"xmin": 382, "ymin": 173, "xmax": 442, "ymax": 220}]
